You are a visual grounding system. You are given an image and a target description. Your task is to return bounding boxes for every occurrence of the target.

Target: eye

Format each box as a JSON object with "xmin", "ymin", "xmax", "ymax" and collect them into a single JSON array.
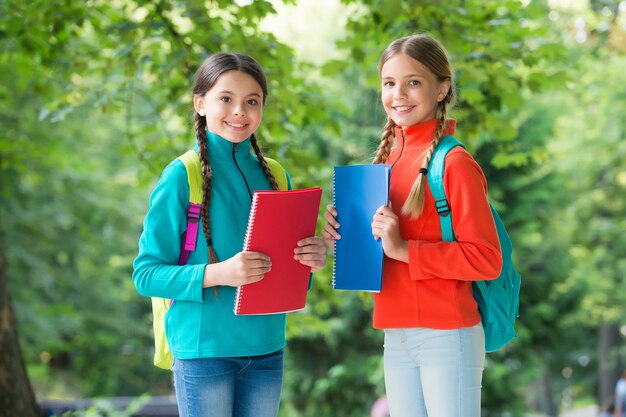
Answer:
[
  {"xmin": 383, "ymin": 81, "xmax": 395, "ymax": 87},
  {"xmin": 409, "ymin": 79, "xmax": 421, "ymax": 86},
  {"xmin": 220, "ymin": 96, "xmax": 231, "ymax": 103},
  {"xmin": 247, "ymin": 98, "xmax": 258, "ymax": 105}
]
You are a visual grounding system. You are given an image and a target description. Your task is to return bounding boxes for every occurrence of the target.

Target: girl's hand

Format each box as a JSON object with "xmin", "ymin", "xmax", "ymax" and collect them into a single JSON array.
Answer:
[
  {"xmin": 372, "ymin": 205, "xmax": 408, "ymax": 262},
  {"xmin": 204, "ymin": 251, "xmax": 271, "ymax": 288},
  {"xmin": 294, "ymin": 236, "xmax": 327, "ymax": 272},
  {"xmin": 322, "ymin": 204, "xmax": 340, "ymax": 250}
]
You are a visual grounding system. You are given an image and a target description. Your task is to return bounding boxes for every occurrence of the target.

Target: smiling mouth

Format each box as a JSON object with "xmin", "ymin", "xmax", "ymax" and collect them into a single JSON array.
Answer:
[
  {"xmin": 393, "ymin": 106, "xmax": 414, "ymax": 113},
  {"xmin": 225, "ymin": 121, "xmax": 248, "ymax": 129}
]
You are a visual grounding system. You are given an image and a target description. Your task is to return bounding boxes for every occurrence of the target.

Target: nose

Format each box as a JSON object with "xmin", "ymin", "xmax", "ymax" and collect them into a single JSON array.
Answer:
[
  {"xmin": 232, "ymin": 103, "xmax": 247, "ymax": 117},
  {"xmin": 393, "ymin": 85, "xmax": 407, "ymax": 100}
]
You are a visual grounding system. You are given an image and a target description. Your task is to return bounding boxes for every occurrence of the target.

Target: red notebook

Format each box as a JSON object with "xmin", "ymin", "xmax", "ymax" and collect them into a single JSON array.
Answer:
[{"xmin": 234, "ymin": 187, "xmax": 322, "ymax": 315}]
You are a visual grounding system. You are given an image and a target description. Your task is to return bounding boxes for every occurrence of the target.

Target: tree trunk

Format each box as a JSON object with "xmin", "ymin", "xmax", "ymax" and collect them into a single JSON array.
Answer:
[
  {"xmin": 0, "ymin": 230, "xmax": 40, "ymax": 417},
  {"xmin": 598, "ymin": 321, "xmax": 622, "ymax": 407}
]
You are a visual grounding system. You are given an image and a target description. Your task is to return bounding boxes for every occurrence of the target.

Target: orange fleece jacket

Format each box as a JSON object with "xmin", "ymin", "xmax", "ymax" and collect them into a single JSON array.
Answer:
[{"xmin": 373, "ymin": 119, "xmax": 502, "ymax": 330}]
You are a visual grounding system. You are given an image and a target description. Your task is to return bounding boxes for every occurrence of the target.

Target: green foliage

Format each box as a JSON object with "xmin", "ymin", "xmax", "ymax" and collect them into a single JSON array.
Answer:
[
  {"xmin": 550, "ymin": 52, "xmax": 626, "ymax": 325},
  {"xmin": 283, "ymin": 289, "xmax": 384, "ymax": 417}
]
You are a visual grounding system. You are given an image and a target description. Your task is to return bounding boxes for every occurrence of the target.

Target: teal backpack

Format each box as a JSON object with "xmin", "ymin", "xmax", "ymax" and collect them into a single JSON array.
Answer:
[{"xmin": 427, "ymin": 135, "xmax": 521, "ymax": 352}]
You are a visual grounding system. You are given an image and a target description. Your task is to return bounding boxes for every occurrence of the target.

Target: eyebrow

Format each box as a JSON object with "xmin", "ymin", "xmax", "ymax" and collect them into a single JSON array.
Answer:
[
  {"xmin": 382, "ymin": 73, "xmax": 426, "ymax": 80},
  {"xmin": 218, "ymin": 90, "xmax": 262, "ymax": 98}
]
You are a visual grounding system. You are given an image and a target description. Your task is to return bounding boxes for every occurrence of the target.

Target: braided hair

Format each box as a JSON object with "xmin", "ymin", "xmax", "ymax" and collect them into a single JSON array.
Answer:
[
  {"xmin": 372, "ymin": 118, "xmax": 396, "ymax": 164},
  {"xmin": 376, "ymin": 34, "xmax": 456, "ymax": 218},
  {"xmin": 191, "ymin": 53, "xmax": 278, "ymax": 265},
  {"xmin": 250, "ymin": 133, "xmax": 279, "ymax": 190}
]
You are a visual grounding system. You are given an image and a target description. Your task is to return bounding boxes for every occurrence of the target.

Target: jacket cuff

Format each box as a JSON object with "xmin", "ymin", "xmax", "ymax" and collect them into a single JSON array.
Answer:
[{"xmin": 190, "ymin": 264, "xmax": 208, "ymax": 302}]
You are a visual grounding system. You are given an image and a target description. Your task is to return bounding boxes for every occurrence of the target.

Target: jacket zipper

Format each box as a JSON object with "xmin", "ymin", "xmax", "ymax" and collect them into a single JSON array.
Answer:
[
  {"xmin": 233, "ymin": 143, "xmax": 253, "ymax": 199},
  {"xmin": 391, "ymin": 129, "xmax": 406, "ymax": 170}
]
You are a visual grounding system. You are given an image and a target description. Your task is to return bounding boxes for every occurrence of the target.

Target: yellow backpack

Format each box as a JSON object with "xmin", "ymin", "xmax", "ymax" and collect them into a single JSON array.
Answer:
[{"xmin": 152, "ymin": 150, "xmax": 288, "ymax": 369}]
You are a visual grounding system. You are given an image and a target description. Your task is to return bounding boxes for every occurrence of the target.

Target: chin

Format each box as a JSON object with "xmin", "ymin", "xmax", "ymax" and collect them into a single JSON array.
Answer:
[
  {"xmin": 391, "ymin": 117, "xmax": 408, "ymax": 127},
  {"xmin": 222, "ymin": 133, "xmax": 251, "ymax": 143}
]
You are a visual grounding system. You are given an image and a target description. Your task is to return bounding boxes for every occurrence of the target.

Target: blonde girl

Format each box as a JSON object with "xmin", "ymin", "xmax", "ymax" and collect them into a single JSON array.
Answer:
[{"xmin": 323, "ymin": 34, "xmax": 502, "ymax": 417}]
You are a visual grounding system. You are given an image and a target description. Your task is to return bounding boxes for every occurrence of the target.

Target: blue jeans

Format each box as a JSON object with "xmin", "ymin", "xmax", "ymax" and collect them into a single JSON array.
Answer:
[
  {"xmin": 172, "ymin": 349, "xmax": 284, "ymax": 417},
  {"xmin": 383, "ymin": 324, "xmax": 485, "ymax": 417}
]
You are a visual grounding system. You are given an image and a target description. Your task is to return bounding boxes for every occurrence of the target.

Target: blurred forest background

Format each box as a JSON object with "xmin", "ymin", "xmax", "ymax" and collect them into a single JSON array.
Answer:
[{"xmin": 1, "ymin": 0, "xmax": 626, "ymax": 416}]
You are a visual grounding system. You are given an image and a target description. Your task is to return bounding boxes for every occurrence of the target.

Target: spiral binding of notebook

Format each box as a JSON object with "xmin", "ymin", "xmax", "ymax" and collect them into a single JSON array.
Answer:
[
  {"xmin": 332, "ymin": 172, "xmax": 338, "ymax": 289},
  {"xmin": 234, "ymin": 192, "xmax": 261, "ymax": 314},
  {"xmin": 242, "ymin": 192, "xmax": 260, "ymax": 252}
]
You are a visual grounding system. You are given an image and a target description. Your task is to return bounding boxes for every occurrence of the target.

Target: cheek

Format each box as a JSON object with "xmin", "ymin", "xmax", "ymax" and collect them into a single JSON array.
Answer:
[
  {"xmin": 429, "ymin": 86, "xmax": 444, "ymax": 102},
  {"xmin": 381, "ymin": 91, "xmax": 393, "ymax": 107},
  {"xmin": 251, "ymin": 107, "xmax": 264, "ymax": 120},
  {"xmin": 206, "ymin": 107, "xmax": 227, "ymax": 119}
]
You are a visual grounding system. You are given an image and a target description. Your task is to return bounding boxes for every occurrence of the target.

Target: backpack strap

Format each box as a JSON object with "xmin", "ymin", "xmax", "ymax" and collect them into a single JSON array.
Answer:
[
  {"xmin": 265, "ymin": 157, "xmax": 289, "ymax": 190},
  {"xmin": 175, "ymin": 151, "xmax": 288, "ymax": 265},
  {"xmin": 176, "ymin": 150, "xmax": 203, "ymax": 265},
  {"xmin": 178, "ymin": 150, "xmax": 203, "ymax": 204},
  {"xmin": 426, "ymin": 135, "xmax": 465, "ymax": 242}
]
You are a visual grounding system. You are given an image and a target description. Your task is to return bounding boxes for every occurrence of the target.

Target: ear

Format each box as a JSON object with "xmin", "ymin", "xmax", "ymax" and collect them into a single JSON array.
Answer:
[
  {"xmin": 437, "ymin": 79, "xmax": 451, "ymax": 103},
  {"xmin": 193, "ymin": 95, "xmax": 206, "ymax": 116}
]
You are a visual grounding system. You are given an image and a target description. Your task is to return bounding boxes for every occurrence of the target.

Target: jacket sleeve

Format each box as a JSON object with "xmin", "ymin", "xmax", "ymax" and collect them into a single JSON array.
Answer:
[
  {"xmin": 132, "ymin": 160, "xmax": 206, "ymax": 302},
  {"xmin": 407, "ymin": 149, "xmax": 502, "ymax": 281}
]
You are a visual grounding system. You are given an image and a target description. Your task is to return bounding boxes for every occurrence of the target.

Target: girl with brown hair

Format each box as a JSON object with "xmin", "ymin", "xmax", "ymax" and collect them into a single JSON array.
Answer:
[{"xmin": 133, "ymin": 52, "xmax": 326, "ymax": 417}]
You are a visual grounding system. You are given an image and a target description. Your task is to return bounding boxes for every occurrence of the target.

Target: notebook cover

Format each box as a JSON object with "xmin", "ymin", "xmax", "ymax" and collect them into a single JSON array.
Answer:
[
  {"xmin": 234, "ymin": 187, "xmax": 322, "ymax": 315},
  {"xmin": 333, "ymin": 165, "xmax": 391, "ymax": 292}
]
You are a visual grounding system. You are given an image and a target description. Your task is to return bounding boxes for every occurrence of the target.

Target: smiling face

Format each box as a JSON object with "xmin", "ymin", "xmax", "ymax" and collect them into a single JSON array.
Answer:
[
  {"xmin": 194, "ymin": 70, "xmax": 264, "ymax": 143},
  {"xmin": 380, "ymin": 53, "xmax": 450, "ymax": 128}
]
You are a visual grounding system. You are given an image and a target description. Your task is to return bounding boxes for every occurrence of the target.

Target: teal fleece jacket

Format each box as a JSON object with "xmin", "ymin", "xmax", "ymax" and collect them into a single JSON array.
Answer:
[{"xmin": 132, "ymin": 131, "xmax": 291, "ymax": 359}]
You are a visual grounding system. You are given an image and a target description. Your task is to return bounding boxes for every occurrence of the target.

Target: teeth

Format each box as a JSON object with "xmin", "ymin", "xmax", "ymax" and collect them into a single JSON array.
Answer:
[
  {"xmin": 394, "ymin": 106, "xmax": 412, "ymax": 112},
  {"xmin": 226, "ymin": 122, "xmax": 245, "ymax": 128}
]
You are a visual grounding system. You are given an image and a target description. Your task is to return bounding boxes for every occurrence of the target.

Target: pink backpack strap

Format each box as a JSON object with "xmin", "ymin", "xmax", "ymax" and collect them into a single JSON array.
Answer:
[{"xmin": 178, "ymin": 202, "xmax": 202, "ymax": 265}]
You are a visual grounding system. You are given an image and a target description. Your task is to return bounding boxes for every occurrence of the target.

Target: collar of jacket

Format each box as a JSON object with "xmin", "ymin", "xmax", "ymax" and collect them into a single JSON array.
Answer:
[
  {"xmin": 394, "ymin": 118, "xmax": 457, "ymax": 149},
  {"xmin": 194, "ymin": 130, "xmax": 254, "ymax": 160}
]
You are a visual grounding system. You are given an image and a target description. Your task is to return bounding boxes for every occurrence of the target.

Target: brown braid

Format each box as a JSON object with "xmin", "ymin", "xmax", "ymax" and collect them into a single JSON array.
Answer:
[
  {"xmin": 194, "ymin": 113, "xmax": 219, "ymax": 265},
  {"xmin": 249, "ymin": 133, "xmax": 279, "ymax": 190},
  {"xmin": 373, "ymin": 118, "xmax": 396, "ymax": 164},
  {"xmin": 401, "ymin": 96, "xmax": 451, "ymax": 218}
]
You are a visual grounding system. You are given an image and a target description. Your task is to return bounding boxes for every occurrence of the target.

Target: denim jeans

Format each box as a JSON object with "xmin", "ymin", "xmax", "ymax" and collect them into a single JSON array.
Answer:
[
  {"xmin": 383, "ymin": 324, "xmax": 485, "ymax": 417},
  {"xmin": 172, "ymin": 349, "xmax": 284, "ymax": 417}
]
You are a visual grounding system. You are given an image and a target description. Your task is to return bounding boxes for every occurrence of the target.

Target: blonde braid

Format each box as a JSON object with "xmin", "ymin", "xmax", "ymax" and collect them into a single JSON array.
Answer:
[
  {"xmin": 194, "ymin": 114, "xmax": 219, "ymax": 265},
  {"xmin": 249, "ymin": 134, "xmax": 279, "ymax": 190},
  {"xmin": 401, "ymin": 99, "xmax": 450, "ymax": 218},
  {"xmin": 373, "ymin": 118, "xmax": 396, "ymax": 164}
]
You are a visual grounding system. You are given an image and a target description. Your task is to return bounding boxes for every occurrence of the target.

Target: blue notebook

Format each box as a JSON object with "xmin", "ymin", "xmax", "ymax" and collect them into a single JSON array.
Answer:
[{"xmin": 332, "ymin": 164, "xmax": 391, "ymax": 292}]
